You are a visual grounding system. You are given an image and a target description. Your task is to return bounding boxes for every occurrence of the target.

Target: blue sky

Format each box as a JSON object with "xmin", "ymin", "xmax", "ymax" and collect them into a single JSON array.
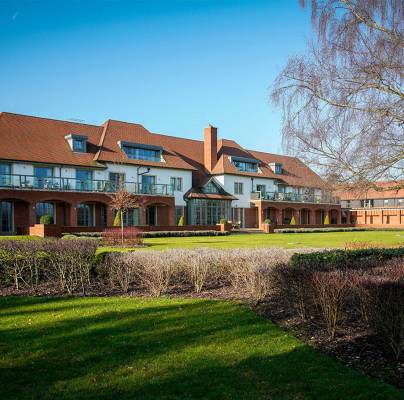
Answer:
[{"xmin": 0, "ymin": 0, "xmax": 311, "ymax": 153}]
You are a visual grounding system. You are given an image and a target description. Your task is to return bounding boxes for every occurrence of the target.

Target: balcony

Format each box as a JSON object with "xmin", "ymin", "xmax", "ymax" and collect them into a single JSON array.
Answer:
[
  {"xmin": 251, "ymin": 191, "xmax": 340, "ymax": 205},
  {"xmin": 0, "ymin": 174, "xmax": 174, "ymax": 196}
]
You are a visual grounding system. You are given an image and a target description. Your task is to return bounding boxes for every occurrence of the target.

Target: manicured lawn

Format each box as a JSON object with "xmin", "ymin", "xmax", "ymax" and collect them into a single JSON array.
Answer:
[
  {"xmin": 0, "ymin": 297, "xmax": 402, "ymax": 400},
  {"xmin": 99, "ymin": 230, "xmax": 404, "ymax": 253}
]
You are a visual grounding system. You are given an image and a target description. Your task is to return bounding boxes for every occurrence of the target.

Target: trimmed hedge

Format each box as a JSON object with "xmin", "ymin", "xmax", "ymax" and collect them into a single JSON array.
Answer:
[
  {"xmin": 63, "ymin": 230, "xmax": 229, "ymax": 239},
  {"xmin": 289, "ymin": 247, "xmax": 404, "ymax": 270},
  {"xmin": 141, "ymin": 230, "xmax": 229, "ymax": 238},
  {"xmin": 275, "ymin": 227, "xmax": 404, "ymax": 233}
]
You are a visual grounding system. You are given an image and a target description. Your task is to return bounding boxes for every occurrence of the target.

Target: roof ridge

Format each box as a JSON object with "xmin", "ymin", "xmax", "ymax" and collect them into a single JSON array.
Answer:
[
  {"xmin": 1, "ymin": 111, "xmax": 101, "ymax": 128},
  {"xmin": 93, "ymin": 119, "xmax": 111, "ymax": 161}
]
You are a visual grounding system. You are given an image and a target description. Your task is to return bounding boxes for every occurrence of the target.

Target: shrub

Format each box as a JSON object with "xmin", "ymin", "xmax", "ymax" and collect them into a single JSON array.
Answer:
[
  {"xmin": 311, "ymin": 270, "xmax": 352, "ymax": 338},
  {"xmin": 102, "ymin": 227, "xmax": 144, "ymax": 247},
  {"xmin": 290, "ymin": 215, "xmax": 296, "ymax": 225},
  {"xmin": 289, "ymin": 248, "xmax": 404, "ymax": 271},
  {"xmin": 324, "ymin": 214, "xmax": 330, "ymax": 225},
  {"xmin": 264, "ymin": 218, "xmax": 272, "ymax": 224},
  {"xmin": 142, "ymin": 230, "xmax": 229, "ymax": 238},
  {"xmin": 39, "ymin": 214, "xmax": 54, "ymax": 225},
  {"xmin": 0, "ymin": 239, "xmax": 98, "ymax": 294},
  {"xmin": 178, "ymin": 215, "xmax": 185, "ymax": 226},
  {"xmin": 219, "ymin": 218, "xmax": 228, "ymax": 224},
  {"xmin": 354, "ymin": 258, "xmax": 404, "ymax": 360}
]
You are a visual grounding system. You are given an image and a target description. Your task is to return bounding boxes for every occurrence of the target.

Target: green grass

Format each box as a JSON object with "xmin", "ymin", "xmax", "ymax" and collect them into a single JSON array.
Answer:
[
  {"xmin": 98, "ymin": 230, "xmax": 404, "ymax": 253},
  {"xmin": 2, "ymin": 231, "xmax": 403, "ymax": 253},
  {"xmin": 0, "ymin": 297, "xmax": 402, "ymax": 400}
]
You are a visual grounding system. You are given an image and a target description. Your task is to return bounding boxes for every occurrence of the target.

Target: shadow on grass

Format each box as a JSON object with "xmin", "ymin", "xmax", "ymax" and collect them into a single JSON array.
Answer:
[{"xmin": 0, "ymin": 297, "xmax": 402, "ymax": 400}]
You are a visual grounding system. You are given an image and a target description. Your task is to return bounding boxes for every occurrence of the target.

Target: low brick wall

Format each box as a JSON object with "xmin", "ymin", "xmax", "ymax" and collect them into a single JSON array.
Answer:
[
  {"xmin": 61, "ymin": 225, "xmax": 221, "ymax": 234},
  {"xmin": 29, "ymin": 224, "xmax": 62, "ymax": 238}
]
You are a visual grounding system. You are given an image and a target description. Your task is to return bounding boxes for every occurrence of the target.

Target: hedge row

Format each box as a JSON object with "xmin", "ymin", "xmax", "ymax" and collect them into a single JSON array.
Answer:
[
  {"xmin": 274, "ymin": 227, "xmax": 404, "ymax": 233},
  {"xmin": 62, "ymin": 230, "xmax": 229, "ymax": 239}
]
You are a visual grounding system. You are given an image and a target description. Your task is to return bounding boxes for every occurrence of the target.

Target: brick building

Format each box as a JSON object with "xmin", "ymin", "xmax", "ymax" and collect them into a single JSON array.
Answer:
[
  {"xmin": 336, "ymin": 182, "xmax": 404, "ymax": 228},
  {"xmin": 0, "ymin": 112, "xmax": 341, "ymax": 234}
]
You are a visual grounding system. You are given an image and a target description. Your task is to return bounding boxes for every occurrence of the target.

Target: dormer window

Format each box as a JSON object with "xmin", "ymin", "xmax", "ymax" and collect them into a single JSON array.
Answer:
[
  {"xmin": 65, "ymin": 134, "xmax": 88, "ymax": 153},
  {"xmin": 118, "ymin": 141, "xmax": 163, "ymax": 162},
  {"xmin": 231, "ymin": 156, "xmax": 259, "ymax": 173},
  {"xmin": 269, "ymin": 162, "xmax": 282, "ymax": 174}
]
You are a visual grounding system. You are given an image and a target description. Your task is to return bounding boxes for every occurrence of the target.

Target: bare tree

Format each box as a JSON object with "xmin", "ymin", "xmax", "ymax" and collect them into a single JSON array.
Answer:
[
  {"xmin": 110, "ymin": 188, "xmax": 145, "ymax": 245},
  {"xmin": 272, "ymin": 0, "xmax": 404, "ymax": 190}
]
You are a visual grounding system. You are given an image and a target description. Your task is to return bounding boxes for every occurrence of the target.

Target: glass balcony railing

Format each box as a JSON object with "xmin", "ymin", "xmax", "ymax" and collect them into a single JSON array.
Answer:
[
  {"xmin": 0, "ymin": 174, "xmax": 174, "ymax": 196},
  {"xmin": 251, "ymin": 191, "xmax": 340, "ymax": 204}
]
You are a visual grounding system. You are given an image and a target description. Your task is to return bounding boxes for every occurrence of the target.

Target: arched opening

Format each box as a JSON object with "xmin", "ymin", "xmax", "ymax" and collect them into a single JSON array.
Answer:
[
  {"xmin": 265, "ymin": 207, "xmax": 279, "ymax": 224},
  {"xmin": 330, "ymin": 209, "xmax": 339, "ymax": 225},
  {"xmin": 76, "ymin": 201, "xmax": 109, "ymax": 227},
  {"xmin": 282, "ymin": 208, "xmax": 295, "ymax": 225},
  {"xmin": 315, "ymin": 209, "xmax": 325, "ymax": 225},
  {"xmin": 0, "ymin": 198, "xmax": 30, "ymax": 234},
  {"xmin": 146, "ymin": 202, "xmax": 174, "ymax": 226},
  {"xmin": 113, "ymin": 207, "xmax": 141, "ymax": 227},
  {"xmin": 300, "ymin": 208, "xmax": 310, "ymax": 225}
]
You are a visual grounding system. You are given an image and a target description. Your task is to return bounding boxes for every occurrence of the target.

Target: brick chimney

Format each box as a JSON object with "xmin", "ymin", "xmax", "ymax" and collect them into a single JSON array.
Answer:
[{"xmin": 204, "ymin": 124, "xmax": 218, "ymax": 172}]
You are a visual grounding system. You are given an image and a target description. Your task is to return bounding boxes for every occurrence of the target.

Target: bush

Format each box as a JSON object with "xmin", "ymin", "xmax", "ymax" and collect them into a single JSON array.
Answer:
[
  {"xmin": 356, "ymin": 259, "xmax": 404, "ymax": 360},
  {"xmin": 311, "ymin": 270, "xmax": 352, "ymax": 337},
  {"xmin": 289, "ymin": 247, "xmax": 404, "ymax": 271},
  {"xmin": 264, "ymin": 218, "xmax": 272, "ymax": 224},
  {"xmin": 142, "ymin": 230, "xmax": 229, "ymax": 238},
  {"xmin": 102, "ymin": 227, "xmax": 144, "ymax": 247},
  {"xmin": 219, "ymin": 218, "xmax": 228, "ymax": 224},
  {"xmin": 0, "ymin": 239, "xmax": 98, "ymax": 294},
  {"xmin": 178, "ymin": 215, "xmax": 185, "ymax": 226},
  {"xmin": 39, "ymin": 214, "xmax": 54, "ymax": 225}
]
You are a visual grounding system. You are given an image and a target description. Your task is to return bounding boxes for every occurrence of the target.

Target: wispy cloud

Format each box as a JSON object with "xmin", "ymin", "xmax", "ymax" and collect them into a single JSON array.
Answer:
[{"xmin": 12, "ymin": 11, "xmax": 19, "ymax": 21}]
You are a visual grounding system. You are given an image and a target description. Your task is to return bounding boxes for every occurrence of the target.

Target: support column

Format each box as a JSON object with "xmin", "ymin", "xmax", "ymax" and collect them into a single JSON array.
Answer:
[
  {"xmin": 168, "ymin": 205, "xmax": 176, "ymax": 226},
  {"xmin": 140, "ymin": 206, "xmax": 147, "ymax": 226},
  {"xmin": 28, "ymin": 202, "xmax": 36, "ymax": 226},
  {"xmin": 106, "ymin": 206, "xmax": 114, "ymax": 227},
  {"xmin": 337, "ymin": 209, "xmax": 342, "ymax": 225},
  {"xmin": 69, "ymin": 203, "xmax": 78, "ymax": 227},
  {"xmin": 309, "ymin": 209, "xmax": 316, "ymax": 225}
]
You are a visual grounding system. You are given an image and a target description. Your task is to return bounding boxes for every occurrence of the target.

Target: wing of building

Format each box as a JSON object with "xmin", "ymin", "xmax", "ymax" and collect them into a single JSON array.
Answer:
[
  {"xmin": 335, "ymin": 182, "xmax": 404, "ymax": 227},
  {"xmin": 0, "ymin": 112, "xmax": 342, "ymax": 234}
]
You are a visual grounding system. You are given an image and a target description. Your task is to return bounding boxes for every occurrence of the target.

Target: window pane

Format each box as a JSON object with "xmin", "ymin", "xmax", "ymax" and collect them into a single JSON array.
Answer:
[
  {"xmin": 0, "ymin": 201, "xmax": 13, "ymax": 233},
  {"xmin": 36, "ymin": 202, "xmax": 55, "ymax": 224},
  {"xmin": 77, "ymin": 204, "xmax": 94, "ymax": 226},
  {"xmin": 0, "ymin": 163, "xmax": 10, "ymax": 175}
]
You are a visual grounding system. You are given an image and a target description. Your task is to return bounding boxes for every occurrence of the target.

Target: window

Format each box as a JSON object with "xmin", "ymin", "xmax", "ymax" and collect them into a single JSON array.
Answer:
[
  {"xmin": 73, "ymin": 138, "xmax": 86, "ymax": 152},
  {"xmin": 0, "ymin": 201, "xmax": 13, "ymax": 233},
  {"xmin": 361, "ymin": 199, "xmax": 374, "ymax": 208},
  {"xmin": 35, "ymin": 202, "xmax": 55, "ymax": 224},
  {"xmin": 0, "ymin": 163, "xmax": 11, "ymax": 175},
  {"xmin": 0, "ymin": 163, "xmax": 11, "ymax": 186},
  {"xmin": 202, "ymin": 181, "xmax": 221, "ymax": 194},
  {"xmin": 170, "ymin": 177, "xmax": 183, "ymax": 191},
  {"xmin": 34, "ymin": 166, "xmax": 53, "ymax": 189},
  {"xmin": 232, "ymin": 207, "xmax": 245, "ymax": 227},
  {"xmin": 232, "ymin": 160, "xmax": 258, "ymax": 173},
  {"xmin": 141, "ymin": 175, "xmax": 156, "ymax": 194},
  {"xmin": 76, "ymin": 170, "xmax": 93, "ymax": 191},
  {"xmin": 77, "ymin": 204, "xmax": 94, "ymax": 226},
  {"xmin": 115, "ymin": 208, "xmax": 141, "ymax": 226},
  {"xmin": 234, "ymin": 182, "xmax": 243, "ymax": 195},
  {"xmin": 187, "ymin": 199, "xmax": 231, "ymax": 225},
  {"xmin": 65, "ymin": 134, "xmax": 88, "ymax": 152},
  {"xmin": 100, "ymin": 205, "xmax": 107, "ymax": 227},
  {"xmin": 109, "ymin": 172, "xmax": 125, "ymax": 190},
  {"xmin": 256, "ymin": 184, "xmax": 266, "ymax": 195},
  {"xmin": 121, "ymin": 144, "xmax": 161, "ymax": 162}
]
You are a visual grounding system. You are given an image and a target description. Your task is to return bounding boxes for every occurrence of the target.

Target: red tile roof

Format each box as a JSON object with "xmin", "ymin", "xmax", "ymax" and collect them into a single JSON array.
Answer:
[
  {"xmin": 0, "ymin": 112, "xmax": 326, "ymax": 189},
  {"xmin": 335, "ymin": 181, "xmax": 404, "ymax": 200}
]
